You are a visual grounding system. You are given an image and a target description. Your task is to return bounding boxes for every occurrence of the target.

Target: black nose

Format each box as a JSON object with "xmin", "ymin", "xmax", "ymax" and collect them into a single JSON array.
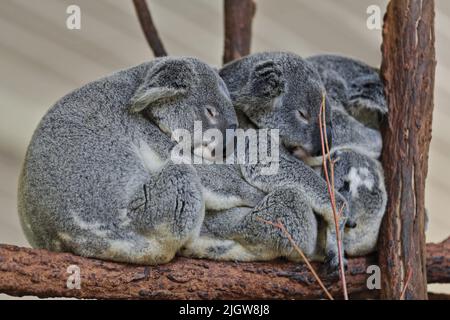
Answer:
[{"xmin": 228, "ymin": 124, "xmax": 237, "ymax": 131}]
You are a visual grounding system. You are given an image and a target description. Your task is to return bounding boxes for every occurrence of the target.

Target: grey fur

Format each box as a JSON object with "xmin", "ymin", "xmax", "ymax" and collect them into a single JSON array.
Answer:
[
  {"xmin": 306, "ymin": 54, "xmax": 387, "ymax": 129},
  {"xmin": 18, "ymin": 57, "xmax": 238, "ymax": 265},
  {"xmin": 181, "ymin": 52, "xmax": 350, "ymax": 269}
]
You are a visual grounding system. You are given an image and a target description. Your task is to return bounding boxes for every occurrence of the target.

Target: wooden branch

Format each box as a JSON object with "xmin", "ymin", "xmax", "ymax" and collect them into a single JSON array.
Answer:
[
  {"xmin": 223, "ymin": 0, "xmax": 256, "ymax": 64},
  {"xmin": 132, "ymin": 0, "xmax": 167, "ymax": 57},
  {"xmin": 0, "ymin": 238, "xmax": 448, "ymax": 300},
  {"xmin": 379, "ymin": 0, "xmax": 436, "ymax": 299}
]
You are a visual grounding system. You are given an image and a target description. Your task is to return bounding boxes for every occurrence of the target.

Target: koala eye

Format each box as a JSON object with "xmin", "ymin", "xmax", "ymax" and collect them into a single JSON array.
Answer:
[
  {"xmin": 205, "ymin": 105, "xmax": 218, "ymax": 118},
  {"xmin": 295, "ymin": 109, "xmax": 310, "ymax": 124}
]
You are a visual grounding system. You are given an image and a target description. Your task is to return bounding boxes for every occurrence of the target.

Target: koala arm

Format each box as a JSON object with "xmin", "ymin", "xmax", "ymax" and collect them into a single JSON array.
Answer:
[{"xmin": 240, "ymin": 148, "xmax": 348, "ymax": 226}]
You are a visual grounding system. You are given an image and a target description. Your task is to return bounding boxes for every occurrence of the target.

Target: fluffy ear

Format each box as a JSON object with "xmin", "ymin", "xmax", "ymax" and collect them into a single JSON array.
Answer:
[
  {"xmin": 129, "ymin": 59, "xmax": 196, "ymax": 113},
  {"xmin": 130, "ymin": 87, "xmax": 185, "ymax": 113},
  {"xmin": 249, "ymin": 60, "xmax": 285, "ymax": 99}
]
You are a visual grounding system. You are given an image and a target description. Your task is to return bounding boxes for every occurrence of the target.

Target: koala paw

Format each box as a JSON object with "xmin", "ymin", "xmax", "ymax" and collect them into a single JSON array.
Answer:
[{"xmin": 250, "ymin": 60, "xmax": 285, "ymax": 99}]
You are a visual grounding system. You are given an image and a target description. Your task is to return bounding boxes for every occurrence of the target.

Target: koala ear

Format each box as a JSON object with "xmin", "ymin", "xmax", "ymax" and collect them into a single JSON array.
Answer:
[
  {"xmin": 129, "ymin": 59, "xmax": 196, "ymax": 113},
  {"xmin": 347, "ymin": 73, "xmax": 388, "ymax": 116}
]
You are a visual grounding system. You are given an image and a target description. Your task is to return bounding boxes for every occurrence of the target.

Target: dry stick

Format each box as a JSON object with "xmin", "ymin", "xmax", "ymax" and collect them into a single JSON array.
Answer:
[
  {"xmin": 132, "ymin": 0, "xmax": 167, "ymax": 57},
  {"xmin": 318, "ymin": 94, "xmax": 349, "ymax": 300},
  {"xmin": 256, "ymin": 217, "xmax": 334, "ymax": 300}
]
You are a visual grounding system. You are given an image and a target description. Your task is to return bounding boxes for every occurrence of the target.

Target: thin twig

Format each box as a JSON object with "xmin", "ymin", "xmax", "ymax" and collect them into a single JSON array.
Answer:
[
  {"xmin": 400, "ymin": 267, "xmax": 413, "ymax": 300},
  {"xmin": 132, "ymin": 0, "xmax": 167, "ymax": 57},
  {"xmin": 318, "ymin": 93, "xmax": 349, "ymax": 300},
  {"xmin": 256, "ymin": 217, "xmax": 334, "ymax": 300}
]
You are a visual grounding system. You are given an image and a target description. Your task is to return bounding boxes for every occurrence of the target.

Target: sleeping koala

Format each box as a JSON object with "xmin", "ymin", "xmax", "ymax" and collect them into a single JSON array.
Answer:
[
  {"xmin": 181, "ymin": 52, "xmax": 350, "ymax": 269},
  {"xmin": 18, "ymin": 57, "xmax": 238, "ymax": 265},
  {"xmin": 306, "ymin": 54, "xmax": 388, "ymax": 256}
]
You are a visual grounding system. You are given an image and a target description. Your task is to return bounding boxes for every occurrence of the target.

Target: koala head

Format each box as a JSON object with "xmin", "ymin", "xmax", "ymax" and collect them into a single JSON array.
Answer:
[
  {"xmin": 220, "ymin": 52, "xmax": 333, "ymax": 159},
  {"xmin": 306, "ymin": 54, "xmax": 387, "ymax": 130},
  {"xmin": 130, "ymin": 57, "xmax": 238, "ymax": 160}
]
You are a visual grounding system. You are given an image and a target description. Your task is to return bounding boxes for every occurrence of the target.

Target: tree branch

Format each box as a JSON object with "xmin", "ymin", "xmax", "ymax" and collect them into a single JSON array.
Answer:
[
  {"xmin": 132, "ymin": 0, "xmax": 167, "ymax": 57},
  {"xmin": 223, "ymin": 0, "xmax": 256, "ymax": 64},
  {"xmin": 0, "ymin": 238, "xmax": 448, "ymax": 300},
  {"xmin": 379, "ymin": 0, "xmax": 436, "ymax": 300}
]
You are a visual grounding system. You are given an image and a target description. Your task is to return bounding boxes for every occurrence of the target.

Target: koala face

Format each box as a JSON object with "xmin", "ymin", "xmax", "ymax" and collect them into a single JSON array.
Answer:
[
  {"xmin": 220, "ymin": 52, "xmax": 333, "ymax": 158},
  {"xmin": 130, "ymin": 57, "xmax": 238, "ymax": 161}
]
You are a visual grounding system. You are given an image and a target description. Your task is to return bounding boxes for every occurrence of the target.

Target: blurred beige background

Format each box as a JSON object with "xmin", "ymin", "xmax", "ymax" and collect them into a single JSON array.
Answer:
[{"xmin": 0, "ymin": 0, "xmax": 448, "ymax": 298}]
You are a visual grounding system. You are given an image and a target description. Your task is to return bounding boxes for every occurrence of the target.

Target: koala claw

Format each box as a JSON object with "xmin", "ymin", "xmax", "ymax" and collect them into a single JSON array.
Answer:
[
  {"xmin": 324, "ymin": 251, "xmax": 348, "ymax": 274},
  {"xmin": 345, "ymin": 219, "xmax": 357, "ymax": 229},
  {"xmin": 251, "ymin": 61, "xmax": 285, "ymax": 99}
]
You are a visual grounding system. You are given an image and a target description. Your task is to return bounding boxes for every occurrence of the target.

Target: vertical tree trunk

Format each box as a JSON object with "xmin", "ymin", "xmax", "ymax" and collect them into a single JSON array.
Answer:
[
  {"xmin": 223, "ymin": 0, "xmax": 256, "ymax": 64},
  {"xmin": 379, "ymin": 0, "xmax": 436, "ymax": 300}
]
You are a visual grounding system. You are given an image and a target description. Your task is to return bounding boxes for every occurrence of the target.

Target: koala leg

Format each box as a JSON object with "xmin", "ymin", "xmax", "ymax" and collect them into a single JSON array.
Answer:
[
  {"xmin": 179, "ymin": 207, "xmax": 263, "ymax": 261},
  {"xmin": 124, "ymin": 163, "xmax": 204, "ymax": 264},
  {"xmin": 181, "ymin": 187, "xmax": 319, "ymax": 262},
  {"xmin": 56, "ymin": 163, "xmax": 204, "ymax": 265}
]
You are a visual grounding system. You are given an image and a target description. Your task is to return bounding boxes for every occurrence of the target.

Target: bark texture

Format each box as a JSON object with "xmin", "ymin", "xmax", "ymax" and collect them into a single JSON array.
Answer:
[
  {"xmin": 223, "ymin": 0, "xmax": 256, "ymax": 64},
  {"xmin": 379, "ymin": 0, "xmax": 436, "ymax": 300},
  {"xmin": 0, "ymin": 239, "xmax": 448, "ymax": 300}
]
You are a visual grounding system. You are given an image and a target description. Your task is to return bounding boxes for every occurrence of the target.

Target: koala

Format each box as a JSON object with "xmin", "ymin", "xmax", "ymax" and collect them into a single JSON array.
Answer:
[
  {"xmin": 330, "ymin": 149, "xmax": 387, "ymax": 256},
  {"xmin": 180, "ymin": 52, "xmax": 350, "ymax": 269},
  {"xmin": 305, "ymin": 54, "xmax": 388, "ymax": 256},
  {"xmin": 18, "ymin": 57, "xmax": 238, "ymax": 265}
]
